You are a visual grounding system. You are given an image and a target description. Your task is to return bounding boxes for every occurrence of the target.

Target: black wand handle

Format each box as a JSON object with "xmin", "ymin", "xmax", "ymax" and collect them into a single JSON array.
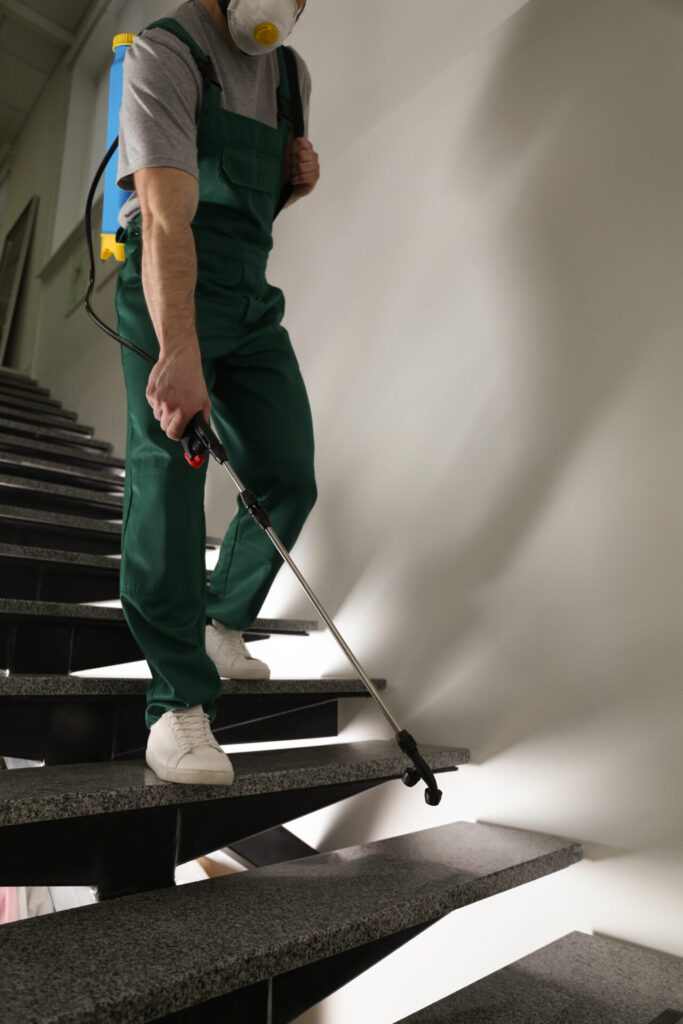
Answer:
[{"xmin": 181, "ymin": 412, "xmax": 226, "ymax": 467}]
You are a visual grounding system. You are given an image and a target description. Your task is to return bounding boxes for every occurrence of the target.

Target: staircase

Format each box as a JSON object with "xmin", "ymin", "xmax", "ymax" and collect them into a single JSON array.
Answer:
[{"xmin": 0, "ymin": 363, "xmax": 675, "ymax": 1023}]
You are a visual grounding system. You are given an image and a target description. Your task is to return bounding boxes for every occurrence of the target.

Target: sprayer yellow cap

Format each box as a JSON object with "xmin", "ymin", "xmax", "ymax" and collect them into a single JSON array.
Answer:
[
  {"xmin": 254, "ymin": 22, "xmax": 279, "ymax": 47},
  {"xmin": 101, "ymin": 234, "xmax": 126, "ymax": 263},
  {"xmin": 112, "ymin": 33, "xmax": 135, "ymax": 52}
]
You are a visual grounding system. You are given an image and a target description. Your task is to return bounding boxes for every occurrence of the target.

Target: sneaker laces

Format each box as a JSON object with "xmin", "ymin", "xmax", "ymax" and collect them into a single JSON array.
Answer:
[{"xmin": 170, "ymin": 710, "xmax": 222, "ymax": 752}]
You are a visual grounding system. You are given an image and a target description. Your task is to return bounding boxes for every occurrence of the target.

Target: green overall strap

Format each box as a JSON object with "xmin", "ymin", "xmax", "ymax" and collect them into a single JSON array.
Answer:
[
  {"xmin": 274, "ymin": 46, "xmax": 304, "ymax": 217},
  {"xmin": 276, "ymin": 46, "xmax": 304, "ymax": 137}
]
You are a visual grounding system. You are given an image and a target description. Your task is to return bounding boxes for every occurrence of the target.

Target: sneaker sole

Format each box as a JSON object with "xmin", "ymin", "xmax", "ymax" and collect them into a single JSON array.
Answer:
[
  {"xmin": 213, "ymin": 668, "xmax": 271, "ymax": 680},
  {"xmin": 145, "ymin": 753, "xmax": 235, "ymax": 786}
]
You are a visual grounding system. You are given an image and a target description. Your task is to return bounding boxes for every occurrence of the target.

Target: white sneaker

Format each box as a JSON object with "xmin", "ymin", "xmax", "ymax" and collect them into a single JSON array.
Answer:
[
  {"xmin": 205, "ymin": 620, "xmax": 271, "ymax": 679},
  {"xmin": 146, "ymin": 705, "xmax": 235, "ymax": 785}
]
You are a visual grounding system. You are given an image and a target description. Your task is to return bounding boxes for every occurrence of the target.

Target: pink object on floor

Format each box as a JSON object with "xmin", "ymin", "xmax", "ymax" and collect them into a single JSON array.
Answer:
[{"xmin": 0, "ymin": 887, "xmax": 19, "ymax": 925}]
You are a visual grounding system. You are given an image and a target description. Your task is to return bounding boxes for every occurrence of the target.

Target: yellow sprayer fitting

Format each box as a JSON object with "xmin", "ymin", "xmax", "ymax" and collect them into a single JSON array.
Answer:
[
  {"xmin": 101, "ymin": 234, "xmax": 126, "ymax": 263},
  {"xmin": 112, "ymin": 33, "xmax": 135, "ymax": 51}
]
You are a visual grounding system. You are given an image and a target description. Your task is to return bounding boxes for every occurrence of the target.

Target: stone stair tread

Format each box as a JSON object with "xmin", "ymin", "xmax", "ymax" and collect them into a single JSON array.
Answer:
[
  {"xmin": 396, "ymin": 931, "xmax": 683, "ymax": 1024},
  {"xmin": 0, "ymin": 502, "xmax": 121, "ymax": 533},
  {"xmin": 0, "ymin": 598, "xmax": 317, "ymax": 634},
  {"xmin": 0, "ymin": 740, "xmax": 467, "ymax": 826},
  {"xmin": 0, "ymin": 367, "xmax": 39, "ymax": 386},
  {"xmin": 0, "ymin": 542, "xmax": 121, "ymax": 568},
  {"xmin": 0, "ymin": 416, "xmax": 113, "ymax": 451},
  {"xmin": 0, "ymin": 504, "xmax": 222, "ymax": 547},
  {"xmin": 0, "ymin": 403, "xmax": 93, "ymax": 433},
  {"xmin": 0, "ymin": 822, "xmax": 582, "ymax": 1024},
  {"xmin": 0, "ymin": 673, "xmax": 387, "ymax": 696},
  {"xmin": 0, "ymin": 472, "xmax": 123, "ymax": 508},
  {"xmin": 0, "ymin": 449, "xmax": 125, "ymax": 487},
  {"xmin": 0, "ymin": 391, "xmax": 74, "ymax": 418},
  {"xmin": 0, "ymin": 384, "xmax": 61, "ymax": 408},
  {"xmin": 0, "ymin": 432, "xmax": 125, "ymax": 468}
]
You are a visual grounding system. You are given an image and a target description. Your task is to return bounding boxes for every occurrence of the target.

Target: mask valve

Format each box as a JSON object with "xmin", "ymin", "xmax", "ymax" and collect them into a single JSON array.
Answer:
[{"xmin": 254, "ymin": 22, "xmax": 279, "ymax": 47}]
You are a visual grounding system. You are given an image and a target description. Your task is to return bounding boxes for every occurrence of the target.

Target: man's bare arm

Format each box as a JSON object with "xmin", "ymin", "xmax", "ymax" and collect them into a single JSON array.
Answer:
[
  {"xmin": 134, "ymin": 166, "xmax": 199, "ymax": 357},
  {"xmin": 133, "ymin": 166, "xmax": 210, "ymax": 441}
]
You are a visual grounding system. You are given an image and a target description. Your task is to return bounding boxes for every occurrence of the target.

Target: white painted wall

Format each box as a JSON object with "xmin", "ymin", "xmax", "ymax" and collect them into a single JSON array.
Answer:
[
  {"xmin": 261, "ymin": 0, "xmax": 683, "ymax": 1018},
  {"xmin": 1, "ymin": 0, "xmax": 681, "ymax": 1019}
]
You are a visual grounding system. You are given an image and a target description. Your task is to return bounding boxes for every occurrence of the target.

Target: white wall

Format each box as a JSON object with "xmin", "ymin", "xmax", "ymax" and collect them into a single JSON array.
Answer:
[
  {"xmin": 258, "ymin": 0, "xmax": 683, "ymax": 1019},
  {"xmin": 1, "ymin": 0, "xmax": 681, "ymax": 1020}
]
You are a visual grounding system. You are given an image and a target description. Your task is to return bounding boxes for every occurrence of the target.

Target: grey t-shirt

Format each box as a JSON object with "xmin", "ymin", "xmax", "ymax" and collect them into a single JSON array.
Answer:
[{"xmin": 116, "ymin": 0, "xmax": 311, "ymax": 228}]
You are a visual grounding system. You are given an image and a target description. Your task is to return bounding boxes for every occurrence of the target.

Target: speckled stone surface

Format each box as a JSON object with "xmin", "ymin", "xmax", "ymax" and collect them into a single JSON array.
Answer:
[
  {"xmin": 0, "ymin": 450, "xmax": 125, "ymax": 487},
  {"xmin": 0, "ymin": 403, "xmax": 94, "ymax": 433},
  {"xmin": 0, "ymin": 431, "xmax": 126, "ymax": 468},
  {"xmin": 0, "ymin": 472, "xmax": 124, "ymax": 509},
  {"xmin": 0, "ymin": 740, "xmax": 467, "ymax": 826},
  {"xmin": 396, "ymin": 931, "xmax": 683, "ymax": 1023},
  {"xmin": 0, "ymin": 504, "xmax": 221, "ymax": 547},
  {"xmin": 0, "ymin": 597, "xmax": 126, "ymax": 621},
  {"xmin": 0, "ymin": 673, "xmax": 386, "ymax": 696},
  {"xmin": 0, "ymin": 367, "xmax": 38, "ymax": 385},
  {"xmin": 0, "ymin": 542, "xmax": 121, "ymax": 569},
  {"xmin": 0, "ymin": 385, "xmax": 61, "ymax": 408},
  {"xmin": 0, "ymin": 822, "xmax": 582, "ymax": 1024},
  {"xmin": 0, "ymin": 599, "xmax": 317, "ymax": 635},
  {"xmin": 0, "ymin": 391, "xmax": 76, "ymax": 419},
  {"xmin": 0, "ymin": 415, "xmax": 113, "ymax": 451}
]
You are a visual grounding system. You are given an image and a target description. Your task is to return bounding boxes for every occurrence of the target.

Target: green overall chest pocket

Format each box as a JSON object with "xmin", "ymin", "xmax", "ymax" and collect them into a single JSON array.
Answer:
[{"xmin": 220, "ymin": 144, "xmax": 283, "ymax": 231}]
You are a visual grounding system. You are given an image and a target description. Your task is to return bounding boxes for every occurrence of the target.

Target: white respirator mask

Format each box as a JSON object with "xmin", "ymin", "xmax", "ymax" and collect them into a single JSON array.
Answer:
[{"xmin": 226, "ymin": 0, "xmax": 300, "ymax": 56}]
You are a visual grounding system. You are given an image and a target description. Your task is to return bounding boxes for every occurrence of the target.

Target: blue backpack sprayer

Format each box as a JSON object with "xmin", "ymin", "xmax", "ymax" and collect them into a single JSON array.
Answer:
[{"xmin": 83, "ymin": 33, "xmax": 445, "ymax": 806}]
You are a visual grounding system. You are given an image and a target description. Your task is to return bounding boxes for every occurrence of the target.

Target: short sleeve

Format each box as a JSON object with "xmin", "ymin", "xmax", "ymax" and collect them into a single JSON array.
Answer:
[{"xmin": 116, "ymin": 30, "xmax": 204, "ymax": 192}]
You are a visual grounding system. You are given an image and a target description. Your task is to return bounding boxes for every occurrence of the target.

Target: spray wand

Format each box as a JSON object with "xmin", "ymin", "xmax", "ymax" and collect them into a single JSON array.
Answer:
[{"xmin": 82, "ymin": 38, "xmax": 444, "ymax": 807}]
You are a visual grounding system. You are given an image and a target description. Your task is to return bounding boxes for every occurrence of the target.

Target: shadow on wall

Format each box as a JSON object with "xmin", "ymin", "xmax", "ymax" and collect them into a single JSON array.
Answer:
[
  {"xmin": 302, "ymin": 0, "xmax": 683, "ymax": 771},
  {"xmin": 394, "ymin": 0, "xmax": 683, "ymax": 760}
]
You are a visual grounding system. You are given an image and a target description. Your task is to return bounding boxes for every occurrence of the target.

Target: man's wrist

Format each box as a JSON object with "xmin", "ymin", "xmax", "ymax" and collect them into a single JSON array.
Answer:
[{"xmin": 158, "ymin": 336, "xmax": 201, "ymax": 359}]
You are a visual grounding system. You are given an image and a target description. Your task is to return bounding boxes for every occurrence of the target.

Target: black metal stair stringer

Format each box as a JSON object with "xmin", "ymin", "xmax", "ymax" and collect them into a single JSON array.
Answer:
[
  {"xmin": 0, "ymin": 693, "xmax": 343, "ymax": 763},
  {"xmin": 0, "ymin": 775, "xmax": 395, "ymax": 899}
]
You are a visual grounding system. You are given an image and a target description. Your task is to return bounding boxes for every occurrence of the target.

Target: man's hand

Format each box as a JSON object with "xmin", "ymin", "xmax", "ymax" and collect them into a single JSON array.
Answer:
[
  {"xmin": 145, "ymin": 347, "xmax": 212, "ymax": 442},
  {"xmin": 285, "ymin": 137, "xmax": 320, "ymax": 204}
]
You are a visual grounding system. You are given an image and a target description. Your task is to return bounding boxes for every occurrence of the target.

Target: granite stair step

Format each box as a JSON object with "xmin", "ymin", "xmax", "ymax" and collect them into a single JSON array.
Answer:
[
  {"xmin": 0, "ymin": 431, "xmax": 125, "ymax": 470},
  {"xmin": 0, "ymin": 449, "xmax": 125, "ymax": 493},
  {"xmin": 0, "ymin": 542, "xmax": 125, "ymax": 601},
  {"xmin": 0, "ymin": 598, "xmax": 317, "ymax": 673},
  {"xmin": 0, "ymin": 741, "xmax": 469, "ymax": 899},
  {"xmin": 0, "ymin": 367, "xmax": 43, "ymax": 390},
  {"xmin": 0, "ymin": 822, "xmax": 582, "ymax": 1023},
  {"xmin": 0, "ymin": 415, "xmax": 114, "ymax": 453},
  {"xmin": 0, "ymin": 391, "xmax": 74, "ymax": 419},
  {"xmin": 0, "ymin": 504, "xmax": 220, "ymax": 555},
  {"xmin": 0, "ymin": 383, "xmax": 61, "ymax": 408},
  {"xmin": 0, "ymin": 392, "xmax": 75, "ymax": 419},
  {"xmin": 0, "ymin": 402, "xmax": 95, "ymax": 435},
  {"xmin": 0, "ymin": 472, "xmax": 124, "ymax": 517},
  {"xmin": 0, "ymin": 393, "xmax": 75, "ymax": 421},
  {"xmin": 0, "ymin": 673, "xmax": 388, "ymax": 761},
  {"xmin": 395, "ymin": 931, "xmax": 683, "ymax": 1024}
]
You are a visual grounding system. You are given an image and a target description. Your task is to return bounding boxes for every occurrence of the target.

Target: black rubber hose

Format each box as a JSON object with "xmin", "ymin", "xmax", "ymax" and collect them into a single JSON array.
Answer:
[{"xmin": 83, "ymin": 134, "xmax": 154, "ymax": 366}]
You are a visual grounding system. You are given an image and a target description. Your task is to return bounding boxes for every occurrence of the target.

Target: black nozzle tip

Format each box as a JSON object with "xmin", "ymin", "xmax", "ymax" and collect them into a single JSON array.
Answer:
[{"xmin": 425, "ymin": 788, "xmax": 443, "ymax": 806}]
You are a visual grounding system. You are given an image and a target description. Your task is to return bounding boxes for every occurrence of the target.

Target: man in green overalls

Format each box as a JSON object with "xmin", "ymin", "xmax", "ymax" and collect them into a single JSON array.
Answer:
[{"xmin": 114, "ymin": 0, "xmax": 319, "ymax": 784}]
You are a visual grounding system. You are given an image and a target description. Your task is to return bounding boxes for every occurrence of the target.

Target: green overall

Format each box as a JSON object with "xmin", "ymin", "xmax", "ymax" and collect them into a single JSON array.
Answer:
[{"xmin": 114, "ymin": 19, "xmax": 316, "ymax": 729}]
